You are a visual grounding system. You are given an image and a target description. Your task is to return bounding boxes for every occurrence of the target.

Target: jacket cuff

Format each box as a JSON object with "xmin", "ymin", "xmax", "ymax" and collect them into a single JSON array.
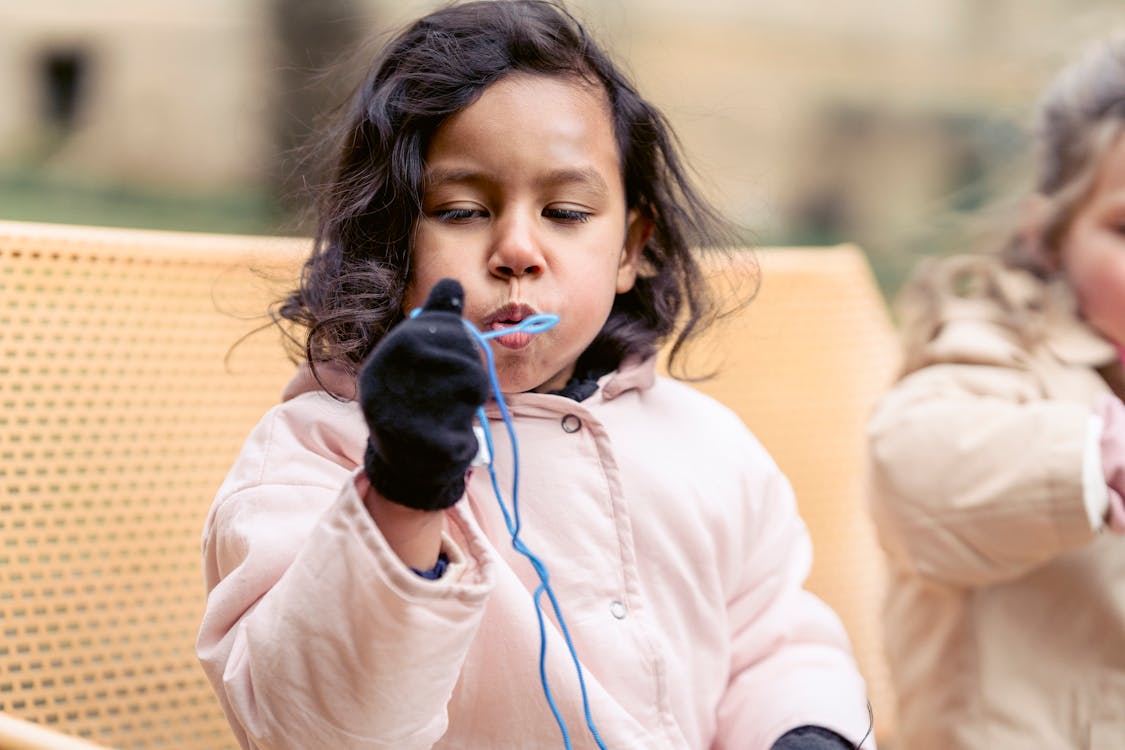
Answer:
[
  {"xmin": 1083, "ymin": 414, "xmax": 1111, "ymax": 531},
  {"xmin": 348, "ymin": 470, "xmax": 489, "ymax": 595}
]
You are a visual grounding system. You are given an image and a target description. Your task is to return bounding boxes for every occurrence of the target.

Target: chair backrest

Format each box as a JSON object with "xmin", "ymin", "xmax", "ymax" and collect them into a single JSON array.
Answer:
[
  {"xmin": 0, "ymin": 221, "xmax": 303, "ymax": 749},
  {"xmin": 1, "ymin": 222, "xmax": 898, "ymax": 746},
  {"xmin": 663, "ymin": 246, "xmax": 899, "ymax": 741}
]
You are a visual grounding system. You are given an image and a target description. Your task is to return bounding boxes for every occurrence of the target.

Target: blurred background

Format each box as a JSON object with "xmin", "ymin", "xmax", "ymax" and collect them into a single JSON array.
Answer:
[{"xmin": 1, "ymin": 0, "xmax": 1124, "ymax": 297}]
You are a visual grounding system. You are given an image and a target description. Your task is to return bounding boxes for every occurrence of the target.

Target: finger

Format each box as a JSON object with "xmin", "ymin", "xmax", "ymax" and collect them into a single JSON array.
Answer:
[{"xmin": 421, "ymin": 278, "xmax": 465, "ymax": 314}]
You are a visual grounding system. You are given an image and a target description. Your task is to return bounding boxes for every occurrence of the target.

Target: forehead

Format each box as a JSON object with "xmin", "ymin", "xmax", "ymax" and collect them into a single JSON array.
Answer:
[{"xmin": 425, "ymin": 72, "xmax": 620, "ymax": 179}]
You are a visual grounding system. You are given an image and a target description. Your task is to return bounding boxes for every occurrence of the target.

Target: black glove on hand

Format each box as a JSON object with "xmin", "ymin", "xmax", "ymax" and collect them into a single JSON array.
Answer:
[
  {"xmin": 771, "ymin": 726, "xmax": 856, "ymax": 750},
  {"xmin": 359, "ymin": 279, "xmax": 490, "ymax": 511}
]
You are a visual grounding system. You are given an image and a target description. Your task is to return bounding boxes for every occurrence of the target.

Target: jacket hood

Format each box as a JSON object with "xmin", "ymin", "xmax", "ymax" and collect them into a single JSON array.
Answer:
[
  {"xmin": 282, "ymin": 361, "xmax": 358, "ymax": 402},
  {"xmin": 895, "ymin": 254, "xmax": 1117, "ymax": 375}
]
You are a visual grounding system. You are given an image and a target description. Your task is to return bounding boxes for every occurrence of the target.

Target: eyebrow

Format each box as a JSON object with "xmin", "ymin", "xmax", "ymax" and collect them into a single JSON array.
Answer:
[
  {"xmin": 540, "ymin": 167, "xmax": 610, "ymax": 194},
  {"xmin": 424, "ymin": 166, "xmax": 610, "ymax": 195}
]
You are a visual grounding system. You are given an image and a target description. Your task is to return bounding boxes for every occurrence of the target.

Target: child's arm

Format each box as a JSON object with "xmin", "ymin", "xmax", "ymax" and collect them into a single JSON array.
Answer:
[
  {"xmin": 197, "ymin": 281, "xmax": 494, "ymax": 749},
  {"xmin": 713, "ymin": 445, "xmax": 873, "ymax": 749},
  {"xmin": 364, "ymin": 485, "xmax": 447, "ymax": 570},
  {"xmin": 198, "ymin": 435, "xmax": 496, "ymax": 750},
  {"xmin": 1097, "ymin": 394, "xmax": 1125, "ymax": 530},
  {"xmin": 357, "ymin": 279, "xmax": 490, "ymax": 569},
  {"xmin": 868, "ymin": 362, "xmax": 1106, "ymax": 587}
]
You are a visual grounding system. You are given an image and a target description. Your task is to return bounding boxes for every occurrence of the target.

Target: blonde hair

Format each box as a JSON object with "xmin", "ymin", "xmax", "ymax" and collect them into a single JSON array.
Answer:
[
  {"xmin": 1005, "ymin": 34, "xmax": 1125, "ymax": 274},
  {"xmin": 896, "ymin": 34, "xmax": 1125, "ymax": 374}
]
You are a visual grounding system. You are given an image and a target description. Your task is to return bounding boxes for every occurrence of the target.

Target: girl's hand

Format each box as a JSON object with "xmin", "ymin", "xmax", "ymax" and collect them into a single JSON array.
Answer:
[
  {"xmin": 359, "ymin": 279, "xmax": 489, "ymax": 511},
  {"xmin": 770, "ymin": 726, "xmax": 856, "ymax": 750},
  {"xmin": 1098, "ymin": 394, "xmax": 1125, "ymax": 532}
]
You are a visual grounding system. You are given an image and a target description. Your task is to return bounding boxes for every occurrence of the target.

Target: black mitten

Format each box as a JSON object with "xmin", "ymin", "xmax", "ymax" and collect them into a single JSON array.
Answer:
[
  {"xmin": 358, "ymin": 279, "xmax": 489, "ymax": 511},
  {"xmin": 771, "ymin": 726, "xmax": 855, "ymax": 750}
]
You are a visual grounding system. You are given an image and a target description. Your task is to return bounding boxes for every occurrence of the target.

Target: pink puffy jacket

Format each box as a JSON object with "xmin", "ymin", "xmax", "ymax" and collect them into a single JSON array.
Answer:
[{"xmin": 197, "ymin": 358, "xmax": 873, "ymax": 749}]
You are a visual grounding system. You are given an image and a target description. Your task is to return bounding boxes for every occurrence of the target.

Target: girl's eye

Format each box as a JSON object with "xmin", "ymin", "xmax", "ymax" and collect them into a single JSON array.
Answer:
[
  {"xmin": 543, "ymin": 208, "xmax": 591, "ymax": 223},
  {"xmin": 433, "ymin": 208, "xmax": 486, "ymax": 223}
]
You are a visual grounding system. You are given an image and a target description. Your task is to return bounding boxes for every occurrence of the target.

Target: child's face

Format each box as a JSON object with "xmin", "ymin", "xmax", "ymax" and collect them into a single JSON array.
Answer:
[
  {"xmin": 1059, "ymin": 131, "xmax": 1125, "ymax": 347},
  {"xmin": 407, "ymin": 72, "xmax": 648, "ymax": 393}
]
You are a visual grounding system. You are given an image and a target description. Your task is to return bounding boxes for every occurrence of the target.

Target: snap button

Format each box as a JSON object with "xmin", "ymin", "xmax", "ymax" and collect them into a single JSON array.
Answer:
[
  {"xmin": 609, "ymin": 600, "xmax": 627, "ymax": 620},
  {"xmin": 561, "ymin": 414, "xmax": 582, "ymax": 433}
]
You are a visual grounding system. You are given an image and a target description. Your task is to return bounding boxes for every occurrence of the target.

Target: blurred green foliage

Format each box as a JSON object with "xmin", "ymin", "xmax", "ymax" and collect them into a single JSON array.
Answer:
[{"xmin": 0, "ymin": 168, "xmax": 290, "ymax": 236}]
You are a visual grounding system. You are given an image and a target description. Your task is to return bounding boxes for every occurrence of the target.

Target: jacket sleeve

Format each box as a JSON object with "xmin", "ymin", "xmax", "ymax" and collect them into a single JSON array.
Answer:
[
  {"xmin": 196, "ymin": 398, "xmax": 496, "ymax": 750},
  {"xmin": 867, "ymin": 361, "xmax": 1099, "ymax": 587},
  {"xmin": 713, "ymin": 444, "xmax": 874, "ymax": 750}
]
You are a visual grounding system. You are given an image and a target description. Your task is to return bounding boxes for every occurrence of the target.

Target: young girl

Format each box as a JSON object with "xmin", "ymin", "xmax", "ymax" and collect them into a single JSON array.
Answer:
[
  {"xmin": 868, "ymin": 35, "xmax": 1125, "ymax": 750},
  {"xmin": 197, "ymin": 2, "xmax": 873, "ymax": 748}
]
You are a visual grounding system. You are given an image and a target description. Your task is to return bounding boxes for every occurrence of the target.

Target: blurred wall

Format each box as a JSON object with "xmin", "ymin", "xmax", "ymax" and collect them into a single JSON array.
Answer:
[
  {"xmin": 0, "ymin": 0, "xmax": 273, "ymax": 189},
  {"xmin": 1, "ymin": 0, "xmax": 1124, "ymax": 289},
  {"xmin": 578, "ymin": 0, "xmax": 1125, "ymax": 287}
]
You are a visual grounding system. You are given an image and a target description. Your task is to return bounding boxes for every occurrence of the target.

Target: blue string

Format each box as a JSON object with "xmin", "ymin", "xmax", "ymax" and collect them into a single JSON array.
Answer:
[{"xmin": 419, "ymin": 308, "xmax": 606, "ymax": 750}]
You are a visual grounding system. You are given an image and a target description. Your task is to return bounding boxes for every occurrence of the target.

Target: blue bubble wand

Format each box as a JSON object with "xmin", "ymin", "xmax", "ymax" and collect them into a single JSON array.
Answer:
[{"xmin": 428, "ymin": 308, "xmax": 606, "ymax": 749}]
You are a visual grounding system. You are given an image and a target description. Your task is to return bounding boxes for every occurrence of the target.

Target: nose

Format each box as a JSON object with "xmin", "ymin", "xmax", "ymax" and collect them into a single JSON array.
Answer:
[{"xmin": 488, "ymin": 212, "xmax": 545, "ymax": 280}]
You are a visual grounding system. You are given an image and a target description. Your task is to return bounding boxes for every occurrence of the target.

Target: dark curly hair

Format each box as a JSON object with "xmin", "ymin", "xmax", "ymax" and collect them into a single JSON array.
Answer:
[{"xmin": 276, "ymin": 0, "xmax": 744, "ymax": 381}]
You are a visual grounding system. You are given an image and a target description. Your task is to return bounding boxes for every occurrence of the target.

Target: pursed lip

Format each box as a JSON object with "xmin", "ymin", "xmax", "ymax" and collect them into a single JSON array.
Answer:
[{"xmin": 482, "ymin": 302, "xmax": 540, "ymax": 349}]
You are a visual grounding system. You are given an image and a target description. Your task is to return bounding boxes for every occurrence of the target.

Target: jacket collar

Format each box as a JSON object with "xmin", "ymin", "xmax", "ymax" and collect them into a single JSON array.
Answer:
[
  {"xmin": 281, "ymin": 361, "xmax": 357, "ymax": 402},
  {"xmin": 280, "ymin": 355, "xmax": 658, "ymax": 404},
  {"xmin": 905, "ymin": 255, "xmax": 1117, "ymax": 371},
  {"xmin": 601, "ymin": 355, "xmax": 656, "ymax": 400},
  {"xmin": 1038, "ymin": 277, "xmax": 1118, "ymax": 367}
]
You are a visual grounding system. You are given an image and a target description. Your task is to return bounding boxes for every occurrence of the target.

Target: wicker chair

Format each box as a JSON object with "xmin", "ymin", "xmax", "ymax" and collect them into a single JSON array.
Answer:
[
  {"xmin": 0, "ymin": 221, "xmax": 897, "ymax": 747},
  {"xmin": 0, "ymin": 221, "xmax": 303, "ymax": 749}
]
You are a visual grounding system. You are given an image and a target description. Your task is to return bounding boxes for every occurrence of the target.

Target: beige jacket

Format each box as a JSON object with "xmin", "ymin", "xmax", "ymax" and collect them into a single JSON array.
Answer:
[{"xmin": 867, "ymin": 255, "xmax": 1125, "ymax": 749}]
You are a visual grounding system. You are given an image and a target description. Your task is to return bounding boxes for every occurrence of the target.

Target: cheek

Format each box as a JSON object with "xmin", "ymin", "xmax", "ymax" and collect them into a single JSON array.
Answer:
[
  {"xmin": 401, "ymin": 284, "xmax": 424, "ymax": 314},
  {"xmin": 405, "ymin": 239, "xmax": 456, "ymax": 311},
  {"xmin": 1074, "ymin": 258, "xmax": 1125, "ymax": 333},
  {"xmin": 402, "ymin": 260, "xmax": 430, "ymax": 311}
]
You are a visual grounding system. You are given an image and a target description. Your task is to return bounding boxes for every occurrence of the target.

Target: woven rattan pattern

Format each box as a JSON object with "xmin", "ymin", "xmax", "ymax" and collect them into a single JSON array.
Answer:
[
  {"xmin": 0, "ymin": 221, "xmax": 304, "ymax": 749},
  {"xmin": 1, "ymin": 223, "xmax": 899, "ymax": 747}
]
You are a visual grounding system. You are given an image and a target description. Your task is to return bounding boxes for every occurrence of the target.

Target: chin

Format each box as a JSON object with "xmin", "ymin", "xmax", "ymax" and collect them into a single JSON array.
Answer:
[
  {"xmin": 493, "ymin": 369, "xmax": 543, "ymax": 395},
  {"xmin": 495, "ymin": 366, "xmax": 566, "ymax": 395}
]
